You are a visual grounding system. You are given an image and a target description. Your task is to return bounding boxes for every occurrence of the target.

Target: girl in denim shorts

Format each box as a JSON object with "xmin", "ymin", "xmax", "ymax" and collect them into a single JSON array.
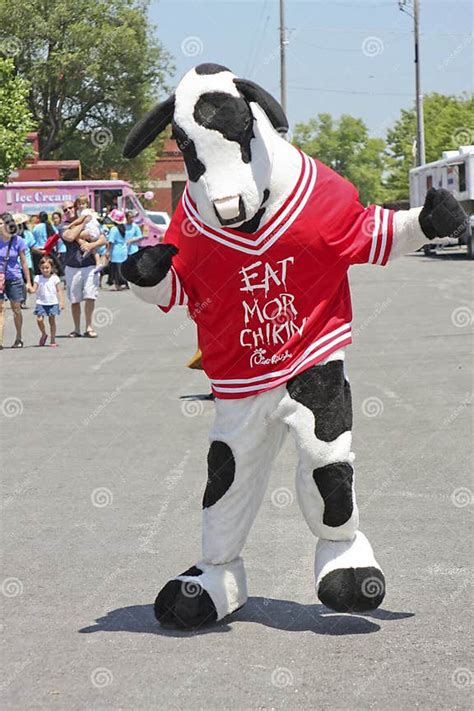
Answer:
[{"xmin": 28, "ymin": 257, "xmax": 65, "ymax": 347}]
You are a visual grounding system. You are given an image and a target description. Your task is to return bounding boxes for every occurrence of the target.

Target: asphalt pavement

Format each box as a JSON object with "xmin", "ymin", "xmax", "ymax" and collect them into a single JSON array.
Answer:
[{"xmin": 1, "ymin": 251, "xmax": 473, "ymax": 710}]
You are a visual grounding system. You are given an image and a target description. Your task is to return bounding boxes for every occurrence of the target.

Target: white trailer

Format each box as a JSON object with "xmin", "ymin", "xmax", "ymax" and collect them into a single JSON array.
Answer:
[{"xmin": 409, "ymin": 146, "xmax": 474, "ymax": 258}]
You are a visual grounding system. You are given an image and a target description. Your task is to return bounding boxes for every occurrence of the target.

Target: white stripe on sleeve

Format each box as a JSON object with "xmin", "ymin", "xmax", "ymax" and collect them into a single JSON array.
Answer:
[
  {"xmin": 368, "ymin": 206, "xmax": 381, "ymax": 264},
  {"xmin": 376, "ymin": 208, "xmax": 390, "ymax": 265}
]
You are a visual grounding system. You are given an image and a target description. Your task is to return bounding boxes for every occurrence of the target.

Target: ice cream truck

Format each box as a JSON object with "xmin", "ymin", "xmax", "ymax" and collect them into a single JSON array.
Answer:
[
  {"xmin": 0, "ymin": 179, "xmax": 166, "ymax": 246},
  {"xmin": 409, "ymin": 146, "xmax": 474, "ymax": 258}
]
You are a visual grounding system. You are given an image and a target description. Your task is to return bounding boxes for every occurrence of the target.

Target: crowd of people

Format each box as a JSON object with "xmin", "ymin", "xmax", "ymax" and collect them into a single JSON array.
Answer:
[{"xmin": 0, "ymin": 196, "xmax": 142, "ymax": 349}]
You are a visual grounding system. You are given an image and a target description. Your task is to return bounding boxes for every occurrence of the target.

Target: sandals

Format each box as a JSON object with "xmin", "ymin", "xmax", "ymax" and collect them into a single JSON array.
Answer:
[
  {"xmin": 69, "ymin": 330, "xmax": 98, "ymax": 339},
  {"xmin": 11, "ymin": 339, "xmax": 24, "ymax": 349},
  {"xmin": 39, "ymin": 334, "xmax": 48, "ymax": 347}
]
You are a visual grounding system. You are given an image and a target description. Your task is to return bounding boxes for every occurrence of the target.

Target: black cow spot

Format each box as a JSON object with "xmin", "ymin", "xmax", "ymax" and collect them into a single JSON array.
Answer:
[
  {"xmin": 193, "ymin": 92, "xmax": 254, "ymax": 163},
  {"xmin": 287, "ymin": 361, "xmax": 352, "ymax": 442},
  {"xmin": 203, "ymin": 441, "xmax": 235, "ymax": 508},
  {"xmin": 180, "ymin": 566, "xmax": 203, "ymax": 577},
  {"xmin": 237, "ymin": 189, "xmax": 270, "ymax": 234},
  {"xmin": 195, "ymin": 63, "xmax": 230, "ymax": 75},
  {"xmin": 313, "ymin": 462, "xmax": 353, "ymax": 527},
  {"xmin": 171, "ymin": 121, "xmax": 206, "ymax": 182}
]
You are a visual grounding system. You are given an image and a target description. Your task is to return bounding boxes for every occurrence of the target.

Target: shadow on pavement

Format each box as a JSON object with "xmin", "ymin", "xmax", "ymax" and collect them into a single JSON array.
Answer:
[{"xmin": 78, "ymin": 597, "xmax": 414, "ymax": 638}]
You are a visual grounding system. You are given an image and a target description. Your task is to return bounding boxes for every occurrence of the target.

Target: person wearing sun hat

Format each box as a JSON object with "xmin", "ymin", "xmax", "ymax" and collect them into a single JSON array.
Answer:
[{"xmin": 106, "ymin": 209, "xmax": 129, "ymax": 290}]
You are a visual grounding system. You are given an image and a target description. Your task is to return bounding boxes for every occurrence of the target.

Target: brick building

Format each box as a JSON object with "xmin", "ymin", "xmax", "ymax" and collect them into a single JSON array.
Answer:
[
  {"xmin": 10, "ymin": 133, "xmax": 81, "ymax": 182},
  {"xmin": 147, "ymin": 137, "xmax": 186, "ymax": 215}
]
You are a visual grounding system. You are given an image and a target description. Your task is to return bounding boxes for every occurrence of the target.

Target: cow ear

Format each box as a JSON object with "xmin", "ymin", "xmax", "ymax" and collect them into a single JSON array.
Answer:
[
  {"xmin": 123, "ymin": 95, "xmax": 175, "ymax": 159},
  {"xmin": 233, "ymin": 79, "xmax": 288, "ymax": 134}
]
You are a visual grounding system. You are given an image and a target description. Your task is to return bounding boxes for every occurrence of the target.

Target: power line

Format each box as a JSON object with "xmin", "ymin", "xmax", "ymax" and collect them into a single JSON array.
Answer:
[
  {"xmin": 246, "ymin": 0, "xmax": 271, "ymax": 78},
  {"xmin": 299, "ymin": 40, "xmax": 375, "ymax": 52},
  {"xmin": 289, "ymin": 84, "xmax": 413, "ymax": 97},
  {"xmin": 322, "ymin": 1, "xmax": 402, "ymax": 5},
  {"xmin": 302, "ymin": 25, "xmax": 471, "ymax": 36}
]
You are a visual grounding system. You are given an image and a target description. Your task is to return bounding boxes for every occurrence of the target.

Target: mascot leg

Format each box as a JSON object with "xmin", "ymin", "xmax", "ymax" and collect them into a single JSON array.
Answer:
[
  {"xmin": 284, "ymin": 355, "xmax": 385, "ymax": 613},
  {"xmin": 155, "ymin": 392, "xmax": 287, "ymax": 629}
]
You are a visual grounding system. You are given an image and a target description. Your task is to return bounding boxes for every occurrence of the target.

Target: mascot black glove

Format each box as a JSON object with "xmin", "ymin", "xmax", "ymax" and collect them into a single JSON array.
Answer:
[
  {"xmin": 419, "ymin": 187, "xmax": 468, "ymax": 240},
  {"xmin": 121, "ymin": 244, "xmax": 179, "ymax": 287}
]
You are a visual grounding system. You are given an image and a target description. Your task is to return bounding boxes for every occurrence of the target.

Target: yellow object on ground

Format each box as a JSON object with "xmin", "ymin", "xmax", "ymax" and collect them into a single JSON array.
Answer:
[{"xmin": 186, "ymin": 349, "xmax": 203, "ymax": 370}]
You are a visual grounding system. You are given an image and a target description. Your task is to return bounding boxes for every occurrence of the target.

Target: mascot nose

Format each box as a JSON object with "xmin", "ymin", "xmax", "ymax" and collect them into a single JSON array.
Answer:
[{"xmin": 213, "ymin": 196, "xmax": 246, "ymax": 225}]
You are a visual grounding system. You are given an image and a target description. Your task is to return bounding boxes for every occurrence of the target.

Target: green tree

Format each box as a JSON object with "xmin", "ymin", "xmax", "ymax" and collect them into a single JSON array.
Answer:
[
  {"xmin": 0, "ymin": 58, "xmax": 34, "ymax": 183},
  {"xmin": 0, "ymin": 0, "xmax": 174, "ymax": 181},
  {"xmin": 293, "ymin": 113, "xmax": 389, "ymax": 204},
  {"xmin": 386, "ymin": 93, "xmax": 474, "ymax": 199}
]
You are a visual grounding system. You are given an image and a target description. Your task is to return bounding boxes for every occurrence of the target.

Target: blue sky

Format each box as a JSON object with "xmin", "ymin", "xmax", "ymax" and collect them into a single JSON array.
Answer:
[{"xmin": 149, "ymin": 0, "xmax": 473, "ymax": 138}]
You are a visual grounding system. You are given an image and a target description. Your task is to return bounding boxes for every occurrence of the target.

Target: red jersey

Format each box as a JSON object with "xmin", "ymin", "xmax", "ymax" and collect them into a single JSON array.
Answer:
[{"xmin": 159, "ymin": 151, "xmax": 394, "ymax": 399}]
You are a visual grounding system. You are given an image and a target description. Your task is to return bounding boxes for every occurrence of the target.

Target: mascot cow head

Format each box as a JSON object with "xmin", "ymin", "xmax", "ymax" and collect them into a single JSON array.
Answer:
[{"xmin": 123, "ymin": 63, "xmax": 296, "ymax": 232}]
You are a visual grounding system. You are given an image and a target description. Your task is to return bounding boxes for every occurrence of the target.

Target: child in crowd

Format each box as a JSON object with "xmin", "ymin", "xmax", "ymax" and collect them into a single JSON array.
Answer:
[
  {"xmin": 71, "ymin": 198, "xmax": 103, "ymax": 274},
  {"xmin": 77, "ymin": 208, "xmax": 103, "ymax": 273},
  {"xmin": 125, "ymin": 210, "xmax": 142, "ymax": 256},
  {"xmin": 107, "ymin": 209, "xmax": 130, "ymax": 290},
  {"xmin": 28, "ymin": 256, "xmax": 64, "ymax": 347}
]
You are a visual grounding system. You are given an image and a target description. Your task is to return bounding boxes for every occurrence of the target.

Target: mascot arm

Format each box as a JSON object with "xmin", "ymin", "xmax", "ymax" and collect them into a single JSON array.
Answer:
[
  {"xmin": 326, "ymin": 187, "xmax": 467, "ymax": 265},
  {"xmin": 122, "ymin": 244, "xmax": 188, "ymax": 311},
  {"xmin": 391, "ymin": 188, "xmax": 468, "ymax": 261}
]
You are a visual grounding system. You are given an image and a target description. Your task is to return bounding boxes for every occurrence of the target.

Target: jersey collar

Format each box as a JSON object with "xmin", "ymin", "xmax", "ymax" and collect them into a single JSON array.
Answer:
[{"xmin": 182, "ymin": 150, "xmax": 317, "ymax": 255}]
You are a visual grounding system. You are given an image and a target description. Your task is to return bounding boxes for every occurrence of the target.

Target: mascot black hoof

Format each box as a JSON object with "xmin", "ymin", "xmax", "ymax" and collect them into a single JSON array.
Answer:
[
  {"xmin": 318, "ymin": 566, "xmax": 385, "ymax": 613},
  {"xmin": 154, "ymin": 578, "xmax": 218, "ymax": 629}
]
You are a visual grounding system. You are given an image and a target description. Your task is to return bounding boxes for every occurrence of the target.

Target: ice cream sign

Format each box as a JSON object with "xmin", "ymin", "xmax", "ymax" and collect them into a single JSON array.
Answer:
[
  {"xmin": 4, "ymin": 189, "xmax": 76, "ymax": 214},
  {"xmin": 10, "ymin": 190, "xmax": 75, "ymax": 204}
]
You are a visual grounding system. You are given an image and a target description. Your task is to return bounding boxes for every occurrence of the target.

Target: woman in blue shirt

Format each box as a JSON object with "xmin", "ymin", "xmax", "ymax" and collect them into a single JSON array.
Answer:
[
  {"xmin": 106, "ymin": 209, "xmax": 129, "ymax": 290},
  {"xmin": 12, "ymin": 213, "xmax": 35, "ymax": 306},
  {"xmin": 0, "ymin": 213, "xmax": 32, "ymax": 348},
  {"xmin": 52, "ymin": 211, "xmax": 66, "ymax": 261},
  {"xmin": 13, "ymin": 213, "xmax": 35, "ymax": 282},
  {"xmin": 32, "ymin": 212, "xmax": 56, "ymax": 274}
]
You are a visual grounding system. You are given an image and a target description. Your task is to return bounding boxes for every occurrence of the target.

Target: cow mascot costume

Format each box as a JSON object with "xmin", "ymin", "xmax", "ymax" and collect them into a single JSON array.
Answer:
[{"xmin": 122, "ymin": 64, "xmax": 466, "ymax": 629}]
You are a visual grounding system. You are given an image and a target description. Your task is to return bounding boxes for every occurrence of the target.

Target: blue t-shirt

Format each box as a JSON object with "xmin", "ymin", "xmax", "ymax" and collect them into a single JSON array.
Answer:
[
  {"xmin": 0, "ymin": 235, "xmax": 26, "ymax": 280},
  {"xmin": 96, "ymin": 226, "xmax": 108, "ymax": 256},
  {"xmin": 22, "ymin": 230, "xmax": 36, "ymax": 269},
  {"xmin": 32, "ymin": 223, "xmax": 50, "ymax": 248},
  {"xmin": 56, "ymin": 236, "xmax": 66, "ymax": 254},
  {"xmin": 126, "ymin": 223, "xmax": 142, "ymax": 255},
  {"xmin": 108, "ymin": 226, "xmax": 128, "ymax": 263}
]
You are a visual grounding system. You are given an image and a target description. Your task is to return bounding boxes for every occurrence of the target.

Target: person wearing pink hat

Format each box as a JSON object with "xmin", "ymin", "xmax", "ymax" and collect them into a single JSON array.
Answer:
[{"xmin": 106, "ymin": 209, "xmax": 129, "ymax": 290}]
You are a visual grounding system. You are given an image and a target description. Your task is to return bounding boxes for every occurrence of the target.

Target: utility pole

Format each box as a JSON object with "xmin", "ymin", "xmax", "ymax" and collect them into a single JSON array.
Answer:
[
  {"xmin": 414, "ymin": 0, "xmax": 426, "ymax": 165},
  {"xmin": 279, "ymin": 0, "xmax": 287, "ymax": 115},
  {"xmin": 400, "ymin": 0, "xmax": 425, "ymax": 165}
]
